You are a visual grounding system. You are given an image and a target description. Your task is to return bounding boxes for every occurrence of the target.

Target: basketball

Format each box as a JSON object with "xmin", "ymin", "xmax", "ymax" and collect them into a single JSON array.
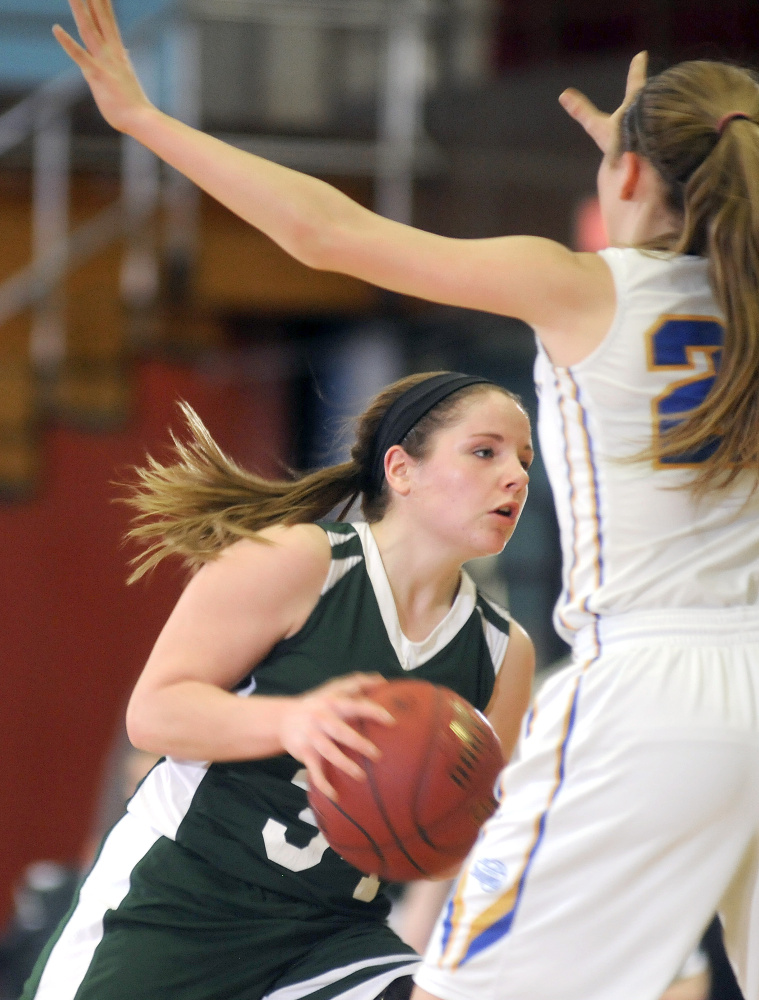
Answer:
[{"xmin": 307, "ymin": 678, "xmax": 505, "ymax": 881}]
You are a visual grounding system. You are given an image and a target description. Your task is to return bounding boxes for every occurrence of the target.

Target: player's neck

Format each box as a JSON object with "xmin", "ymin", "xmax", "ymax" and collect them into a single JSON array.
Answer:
[
  {"xmin": 607, "ymin": 191, "xmax": 682, "ymax": 248},
  {"xmin": 604, "ymin": 156, "xmax": 682, "ymax": 248},
  {"xmin": 369, "ymin": 520, "xmax": 463, "ymax": 642}
]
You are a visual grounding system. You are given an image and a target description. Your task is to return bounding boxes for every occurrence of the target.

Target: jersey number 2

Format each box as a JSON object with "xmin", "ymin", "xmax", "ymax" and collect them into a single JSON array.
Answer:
[{"xmin": 648, "ymin": 316, "xmax": 723, "ymax": 466}]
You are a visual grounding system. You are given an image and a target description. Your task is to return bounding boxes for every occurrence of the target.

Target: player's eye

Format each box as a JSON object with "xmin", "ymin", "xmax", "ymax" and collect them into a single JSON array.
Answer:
[{"xmin": 473, "ymin": 447, "xmax": 494, "ymax": 459}]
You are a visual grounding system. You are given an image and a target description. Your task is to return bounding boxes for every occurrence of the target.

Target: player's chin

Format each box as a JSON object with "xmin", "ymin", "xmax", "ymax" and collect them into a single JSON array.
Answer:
[
  {"xmin": 462, "ymin": 537, "xmax": 510, "ymax": 564},
  {"xmin": 476, "ymin": 519, "xmax": 516, "ymax": 554}
]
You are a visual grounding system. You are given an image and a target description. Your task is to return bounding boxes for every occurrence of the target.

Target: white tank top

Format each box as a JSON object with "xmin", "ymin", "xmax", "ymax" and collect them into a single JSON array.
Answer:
[{"xmin": 535, "ymin": 247, "xmax": 759, "ymax": 645}]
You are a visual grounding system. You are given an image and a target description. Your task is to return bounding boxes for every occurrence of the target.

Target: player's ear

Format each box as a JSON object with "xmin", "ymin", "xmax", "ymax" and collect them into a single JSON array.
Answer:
[
  {"xmin": 384, "ymin": 445, "xmax": 413, "ymax": 497},
  {"xmin": 619, "ymin": 150, "xmax": 642, "ymax": 200}
]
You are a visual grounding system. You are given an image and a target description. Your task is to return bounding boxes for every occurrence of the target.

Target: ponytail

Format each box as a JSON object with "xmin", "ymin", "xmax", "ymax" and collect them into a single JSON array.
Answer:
[
  {"xmin": 622, "ymin": 60, "xmax": 759, "ymax": 492},
  {"xmin": 124, "ymin": 402, "xmax": 362, "ymax": 582}
]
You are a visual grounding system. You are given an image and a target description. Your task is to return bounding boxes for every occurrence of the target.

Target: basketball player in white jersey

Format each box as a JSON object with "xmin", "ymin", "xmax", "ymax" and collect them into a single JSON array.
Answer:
[{"xmin": 56, "ymin": 4, "xmax": 759, "ymax": 997}]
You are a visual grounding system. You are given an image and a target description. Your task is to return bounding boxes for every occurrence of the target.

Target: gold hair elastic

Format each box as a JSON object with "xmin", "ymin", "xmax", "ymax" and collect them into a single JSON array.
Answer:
[{"xmin": 716, "ymin": 111, "xmax": 752, "ymax": 135}]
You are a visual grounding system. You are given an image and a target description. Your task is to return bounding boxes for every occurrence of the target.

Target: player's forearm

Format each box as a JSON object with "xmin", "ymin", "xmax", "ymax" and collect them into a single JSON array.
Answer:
[
  {"xmin": 125, "ymin": 679, "xmax": 292, "ymax": 762},
  {"xmin": 123, "ymin": 104, "xmax": 363, "ymax": 270}
]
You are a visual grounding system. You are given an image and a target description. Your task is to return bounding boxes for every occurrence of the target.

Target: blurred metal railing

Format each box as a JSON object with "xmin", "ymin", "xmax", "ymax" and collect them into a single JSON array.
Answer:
[
  {"xmin": 188, "ymin": 0, "xmax": 442, "ymax": 221},
  {"xmin": 0, "ymin": 14, "xmax": 172, "ymax": 375},
  {"xmin": 0, "ymin": 0, "xmax": 451, "ymax": 379}
]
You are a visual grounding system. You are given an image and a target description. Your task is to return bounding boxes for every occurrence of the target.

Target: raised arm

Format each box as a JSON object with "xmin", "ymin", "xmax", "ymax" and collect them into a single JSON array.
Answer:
[
  {"xmin": 125, "ymin": 524, "xmax": 393, "ymax": 799},
  {"xmin": 54, "ymin": 0, "xmax": 616, "ymax": 345}
]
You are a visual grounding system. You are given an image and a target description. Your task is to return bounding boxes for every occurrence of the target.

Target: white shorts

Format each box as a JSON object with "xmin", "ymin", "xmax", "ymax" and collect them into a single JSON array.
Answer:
[{"xmin": 415, "ymin": 608, "xmax": 759, "ymax": 1000}]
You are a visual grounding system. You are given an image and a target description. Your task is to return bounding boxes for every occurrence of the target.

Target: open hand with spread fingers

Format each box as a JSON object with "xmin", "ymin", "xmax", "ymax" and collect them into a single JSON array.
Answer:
[
  {"xmin": 559, "ymin": 50, "xmax": 648, "ymax": 155},
  {"xmin": 53, "ymin": 0, "xmax": 154, "ymax": 135}
]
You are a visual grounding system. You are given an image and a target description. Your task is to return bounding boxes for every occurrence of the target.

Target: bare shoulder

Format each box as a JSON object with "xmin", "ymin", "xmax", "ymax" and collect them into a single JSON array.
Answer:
[
  {"xmin": 456, "ymin": 237, "xmax": 616, "ymax": 362},
  {"xmin": 502, "ymin": 617, "xmax": 535, "ymax": 678},
  {"xmin": 132, "ymin": 523, "xmax": 334, "ymax": 698},
  {"xmin": 171, "ymin": 522, "xmax": 332, "ymax": 645},
  {"xmin": 254, "ymin": 522, "xmax": 332, "ymax": 568},
  {"xmin": 211, "ymin": 522, "xmax": 332, "ymax": 593}
]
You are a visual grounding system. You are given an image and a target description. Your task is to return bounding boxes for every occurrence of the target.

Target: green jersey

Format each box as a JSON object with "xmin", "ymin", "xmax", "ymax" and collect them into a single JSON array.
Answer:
[{"xmin": 126, "ymin": 521, "xmax": 512, "ymax": 916}]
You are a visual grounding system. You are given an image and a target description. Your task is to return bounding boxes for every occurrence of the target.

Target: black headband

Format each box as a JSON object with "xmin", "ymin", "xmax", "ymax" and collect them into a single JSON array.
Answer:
[{"xmin": 366, "ymin": 372, "xmax": 496, "ymax": 496}]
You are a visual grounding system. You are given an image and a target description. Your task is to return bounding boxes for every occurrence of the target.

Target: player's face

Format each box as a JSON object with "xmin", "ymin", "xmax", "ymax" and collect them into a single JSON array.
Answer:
[{"xmin": 409, "ymin": 390, "xmax": 532, "ymax": 558}]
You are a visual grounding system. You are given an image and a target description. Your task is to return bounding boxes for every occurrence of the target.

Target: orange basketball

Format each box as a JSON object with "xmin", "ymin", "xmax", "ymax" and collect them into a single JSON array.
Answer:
[{"xmin": 308, "ymin": 678, "xmax": 504, "ymax": 881}]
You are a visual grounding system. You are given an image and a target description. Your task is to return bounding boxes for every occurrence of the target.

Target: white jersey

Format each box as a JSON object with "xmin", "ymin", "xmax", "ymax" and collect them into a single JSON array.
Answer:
[{"xmin": 535, "ymin": 247, "xmax": 759, "ymax": 646}]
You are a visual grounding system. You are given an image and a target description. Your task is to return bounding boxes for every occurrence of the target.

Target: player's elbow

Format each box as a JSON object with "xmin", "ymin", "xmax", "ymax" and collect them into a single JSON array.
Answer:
[
  {"xmin": 287, "ymin": 214, "xmax": 347, "ymax": 272},
  {"xmin": 125, "ymin": 694, "xmax": 163, "ymax": 755},
  {"xmin": 284, "ymin": 195, "xmax": 369, "ymax": 274},
  {"xmin": 124, "ymin": 703, "xmax": 149, "ymax": 753}
]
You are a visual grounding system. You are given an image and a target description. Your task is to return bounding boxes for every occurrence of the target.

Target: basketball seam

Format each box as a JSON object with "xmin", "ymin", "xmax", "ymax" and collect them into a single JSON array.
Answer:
[
  {"xmin": 317, "ymin": 794, "xmax": 390, "ymax": 872},
  {"xmin": 364, "ymin": 745, "xmax": 433, "ymax": 879},
  {"xmin": 413, "ymin": 691, "xmax": 500, "ymax": 852},
  {"xmin": 412, "ymin": 685, "xmax": 449, "ymax": 850}
]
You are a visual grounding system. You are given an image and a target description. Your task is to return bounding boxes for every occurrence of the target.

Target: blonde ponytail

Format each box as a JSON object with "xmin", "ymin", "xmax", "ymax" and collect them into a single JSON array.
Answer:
[
  {"xmin": 124, "ymin": 402, "xmax": 362, "ymax": 582},
  {"xmin": 622, "ymin": 60, "xmax": 759, "ymax": 492}
]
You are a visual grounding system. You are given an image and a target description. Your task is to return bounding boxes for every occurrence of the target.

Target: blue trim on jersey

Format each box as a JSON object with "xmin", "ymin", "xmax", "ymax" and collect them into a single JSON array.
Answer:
[
  {"xmin": 555, "ymin": 370, "xmax": 580, "ymax": 632},
  {"xmin": 569, "ymin": 371, "xmax": 606, "ymax": 618},
  {"xmin": 524, "ymin": 704, "xmax": 535, "ymax": 737},
  {"xmin": 571, "ymin": 373, "xmax": 605, "ymax": 663}
]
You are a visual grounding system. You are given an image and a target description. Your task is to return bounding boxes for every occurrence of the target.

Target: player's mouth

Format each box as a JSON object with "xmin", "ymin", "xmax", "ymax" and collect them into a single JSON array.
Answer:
[{"xmin": 490, "ymin": 502, "xmax": 519, "ymax": 524}]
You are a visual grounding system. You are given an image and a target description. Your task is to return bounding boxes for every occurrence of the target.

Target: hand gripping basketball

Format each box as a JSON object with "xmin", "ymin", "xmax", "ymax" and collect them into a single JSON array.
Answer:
[{"xmin": 308, "ymin": 678, "xmax": 505, "ymax": 881}]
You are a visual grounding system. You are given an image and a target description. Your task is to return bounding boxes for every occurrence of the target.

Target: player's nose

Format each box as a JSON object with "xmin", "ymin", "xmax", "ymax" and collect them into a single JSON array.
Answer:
[{"xmin": 502, "ymin": 458, "xmax": 529, "ymax": 492}]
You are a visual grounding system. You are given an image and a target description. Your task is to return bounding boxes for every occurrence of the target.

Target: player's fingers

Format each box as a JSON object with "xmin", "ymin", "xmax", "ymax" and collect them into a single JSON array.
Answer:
[
  {"xmin": 310, "ymin": 731, "xmax": 367, "ymax": 783},
  {"xmin": 336, "ymin": 695, "xmax": 395, "ymax": 727},
  {"xmin": 302, "ymin": 753, "xmax": 337, "ymax": 801},
  {"xmin": 91, "ymin": 0, "xmax": 125, "ymax": 46},
  {"xmin": 558, "ymin": 88, "xmax": 608, "ymax": 148},
  {"xmin": 317, "ymin": 676, "xmax": 394, "ymax": 726},
  {"xmin": 624, "ymin": 50, "xmax": 648, "ymax": 103},
  {"xmin": 558, "ymin": 87, "xmax": 599, "ymax": 122},
  {"xmin": 320, "ymin": 714, "xmax": 382, "ymax": 761},
  {"xmin": 329, "ymin": 672, "xmax": 387, "ymax": 697},
  {"xmin": 67, "ymin": 0, "xmax": 104, "ymax": 52},
  {"xmin": 89, "ymin": 0, "xmax": 111, "ymax": 38},
  {"xmin": 52, "ymin": 24, "xmax": 91, "ymax": 68}
]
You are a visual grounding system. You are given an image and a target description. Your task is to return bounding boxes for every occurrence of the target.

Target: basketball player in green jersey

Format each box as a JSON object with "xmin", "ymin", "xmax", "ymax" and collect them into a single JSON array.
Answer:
[{"xmin": 22, "ymin": 372, "xmax": 535, "ymax": 1000}]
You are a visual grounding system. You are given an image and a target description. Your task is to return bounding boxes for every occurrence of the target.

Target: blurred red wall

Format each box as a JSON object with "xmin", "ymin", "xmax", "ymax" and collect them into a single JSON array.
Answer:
[{"xmin": 0, "ymin": 355, "xmax": 289, "ymax": 925}]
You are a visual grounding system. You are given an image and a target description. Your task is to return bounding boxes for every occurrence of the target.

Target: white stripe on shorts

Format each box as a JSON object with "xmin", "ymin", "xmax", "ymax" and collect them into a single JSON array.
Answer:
[
  {"xmin": 263, "ymin": 953, "xmax": 421, "ymax": 1000},
  {"xmin": 33, "ymin": 812, "xmax": 161, "ymax": 1000}
]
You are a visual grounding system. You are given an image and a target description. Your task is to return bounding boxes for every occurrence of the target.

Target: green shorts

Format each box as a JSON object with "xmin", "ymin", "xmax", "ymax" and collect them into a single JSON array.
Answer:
[{"xmin": 22, "ymin": 814, "xmax": 419, "ymax": 1000}]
